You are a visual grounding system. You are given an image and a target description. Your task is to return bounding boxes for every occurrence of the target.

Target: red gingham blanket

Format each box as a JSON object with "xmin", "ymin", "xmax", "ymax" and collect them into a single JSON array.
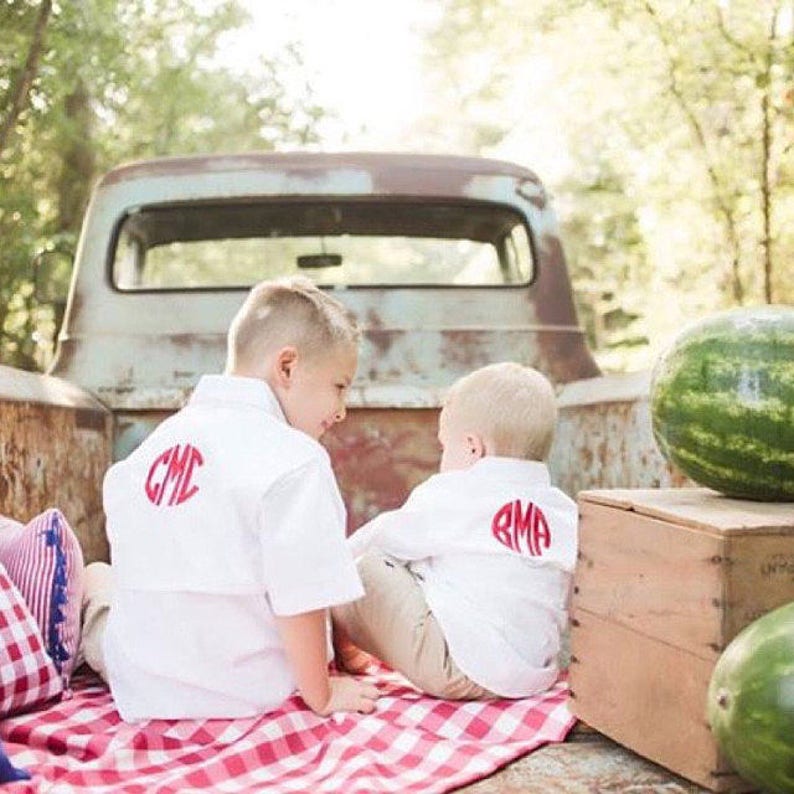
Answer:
[{"xmin": 1, "ymin": 668, "xmax": 574, "ymax": 793}]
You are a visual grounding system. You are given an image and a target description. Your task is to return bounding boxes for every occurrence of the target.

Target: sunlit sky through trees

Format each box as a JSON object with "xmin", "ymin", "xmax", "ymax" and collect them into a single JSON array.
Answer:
[
  {"xmin": 2, "ymin": 0, "xmax": 791, "ymax": 371},
  {"xmin": 218, "ymin": 0, "xmax": 439, "ymax": 149}
]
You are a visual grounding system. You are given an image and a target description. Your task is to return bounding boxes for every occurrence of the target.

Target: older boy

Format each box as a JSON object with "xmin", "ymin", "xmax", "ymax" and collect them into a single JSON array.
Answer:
[
  {"xmin": 84, "ymin": 277, "xmax": 378, "ymax": 721},
  {"xmin": 332, "ymin": 362, "xmax": 577, "ymax": 700}
]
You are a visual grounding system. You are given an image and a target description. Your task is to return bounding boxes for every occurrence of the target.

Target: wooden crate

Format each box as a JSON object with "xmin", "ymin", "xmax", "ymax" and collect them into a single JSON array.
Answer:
[{"xmin": 570, "ymin": 488, "xmax": 794, "ymax": 792}]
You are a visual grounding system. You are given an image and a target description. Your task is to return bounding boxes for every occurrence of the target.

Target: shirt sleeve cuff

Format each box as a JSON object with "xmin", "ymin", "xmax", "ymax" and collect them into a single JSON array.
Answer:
[{"xmin": 270, "ymin": 574, "xmax": 364, "ymax": 616}]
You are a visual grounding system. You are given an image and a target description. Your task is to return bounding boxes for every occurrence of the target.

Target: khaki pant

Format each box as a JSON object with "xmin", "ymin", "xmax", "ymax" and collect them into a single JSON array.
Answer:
[
  {"xmin": 332, "ymin": 553, "xmax": 496, "ymax": 700},
  {"xmin": 79, "ymin": 561, "xmax": 113, "ymax": 683}
]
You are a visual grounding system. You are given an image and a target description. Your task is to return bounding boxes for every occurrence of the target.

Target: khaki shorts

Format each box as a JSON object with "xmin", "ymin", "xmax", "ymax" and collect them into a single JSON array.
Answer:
[
  {"xmin": 79, "ymin": 561, "xmax": 113, "ymax": 683},
  {"xmin": 332, "ymin": 553, "xmax": 496, "ymax": 700}
]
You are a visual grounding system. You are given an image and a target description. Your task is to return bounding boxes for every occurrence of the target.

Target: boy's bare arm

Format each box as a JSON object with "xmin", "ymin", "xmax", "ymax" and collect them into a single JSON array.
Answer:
[{"xmin": 274, "ymin": 610, "xmax": 379, "ymax": 716}]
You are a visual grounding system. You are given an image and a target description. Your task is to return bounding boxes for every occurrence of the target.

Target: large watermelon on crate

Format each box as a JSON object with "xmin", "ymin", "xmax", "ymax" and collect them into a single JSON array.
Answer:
[
  {"xmin": 650, "ymin": 305, "xmax": 794, "ymax": 501},
  {"xmin": 707, "ymin": 601, "xmax": 794, "ymax": 794}
]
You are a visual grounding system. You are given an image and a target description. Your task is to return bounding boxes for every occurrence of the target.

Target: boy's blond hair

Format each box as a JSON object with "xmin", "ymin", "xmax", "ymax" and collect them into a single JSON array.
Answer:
[
  {"xmin": 227, "ymin": 276, "xmax": 359, "ymax": 371},
  {"xmin": 444, "ymin": 362, "xmax": 558, "ymax": 461}
]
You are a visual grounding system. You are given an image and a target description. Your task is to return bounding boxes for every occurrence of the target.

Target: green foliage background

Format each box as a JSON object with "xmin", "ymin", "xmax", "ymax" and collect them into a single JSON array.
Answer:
[
  {"xmin": 417, "ymin": 0, "xmax": 794, "ymax": 369},
  {"xmin": 0, "ymin": 0, "xmax": 324, "ymax": 369},
  {"xmin": 1, "ymin": 0, "xmax": 793, "ymax": 372}
]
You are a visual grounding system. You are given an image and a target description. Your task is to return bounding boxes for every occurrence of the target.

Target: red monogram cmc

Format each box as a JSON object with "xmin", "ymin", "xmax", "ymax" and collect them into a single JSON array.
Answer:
[
  {"xmin": 491, "ymin": 500, "xmax": 551, "ymax": 556},
  {"xmin": 145, "ymin": 443, "xmax": 204, "ymax": 507}
]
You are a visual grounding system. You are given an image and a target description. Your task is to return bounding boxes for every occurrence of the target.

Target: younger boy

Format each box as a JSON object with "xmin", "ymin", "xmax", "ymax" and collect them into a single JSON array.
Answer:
[
  {"xmin": 332, "ymin": 362, "xmax": 577, "ymax": 700},
  {"xmin": 83, "ymin": 277, "xmax": 378, "ymax": 721}
]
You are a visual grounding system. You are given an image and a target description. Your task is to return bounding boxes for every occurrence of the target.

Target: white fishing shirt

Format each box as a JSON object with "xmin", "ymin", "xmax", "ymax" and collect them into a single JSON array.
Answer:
[
  {"xmin": 102, "ymin": 375, "xmax": 363, "ymax": 721},
  {"xmin": 349, "ymin": 457, "xmax": 577, "ymax": 697}
]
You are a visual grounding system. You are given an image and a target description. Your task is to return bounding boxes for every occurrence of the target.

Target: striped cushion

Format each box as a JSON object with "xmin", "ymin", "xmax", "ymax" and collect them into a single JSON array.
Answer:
[
  {"xmin": 0, "ymin": 562, "xmax": 63, "ymax": 718},
  {"xmin": 0, "ymin": 510, "xmax": 84, "ymax": 683}
]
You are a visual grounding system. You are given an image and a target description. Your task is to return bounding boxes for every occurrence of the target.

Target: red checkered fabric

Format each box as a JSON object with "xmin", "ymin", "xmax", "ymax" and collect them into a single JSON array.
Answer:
[
  {"xmin": 1, "ymin": 667, "xmax": 574, "ymax": 793},
  {"xmin": 0, "ymin": 565, "xmax": 63, "ymax": 718}
]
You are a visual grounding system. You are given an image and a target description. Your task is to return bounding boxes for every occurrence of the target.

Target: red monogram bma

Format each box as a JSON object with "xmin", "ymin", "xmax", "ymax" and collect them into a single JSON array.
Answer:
[
  {"xmin": 491, "ymin": 500, "xmax": 551, "ymax": 556},
  {"xmin": 145, "ymin": 444, "xmax": 204, "ymax": 506}
]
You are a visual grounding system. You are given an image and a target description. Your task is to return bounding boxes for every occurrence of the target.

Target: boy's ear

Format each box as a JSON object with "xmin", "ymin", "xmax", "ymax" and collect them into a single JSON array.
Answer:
[
  {"xmin": 465, "ymin": 433, "xmax": 486, "ymax": 461},
  {"xmin": 273, "ymin": 346, "xmax": 298, "ymax": 387}
]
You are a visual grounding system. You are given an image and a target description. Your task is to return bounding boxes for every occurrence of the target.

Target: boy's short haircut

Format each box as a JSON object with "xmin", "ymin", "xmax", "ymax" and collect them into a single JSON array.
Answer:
[
  {"xmin": 445, "ymin": 362, "xmax": 558, "ymax": 461},
  {"xmin": 227, "ymin": 276, "xmax": 360, "ymax": 370}
]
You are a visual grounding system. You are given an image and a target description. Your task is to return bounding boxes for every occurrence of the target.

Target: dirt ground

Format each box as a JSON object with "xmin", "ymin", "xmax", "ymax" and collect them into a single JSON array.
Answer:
[{"xmin": 457, "ymin": 724, "xmax": 715, "ymax": 794}]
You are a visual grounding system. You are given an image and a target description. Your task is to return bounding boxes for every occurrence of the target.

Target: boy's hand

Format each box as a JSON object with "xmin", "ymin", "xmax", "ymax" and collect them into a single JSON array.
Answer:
[
  {"xmin": 274, "ymin": 609, "xmax": 380, "ymax": 717},
  {"xmin": 319, "ymin": 675, "xmax": 379, "ymax": 715}
]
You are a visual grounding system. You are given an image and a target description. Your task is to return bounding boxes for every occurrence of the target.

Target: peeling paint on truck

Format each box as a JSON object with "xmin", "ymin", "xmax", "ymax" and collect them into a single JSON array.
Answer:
[{"xmin": 1, "ymin": 152, "xmax": 681, "ymax": 550}]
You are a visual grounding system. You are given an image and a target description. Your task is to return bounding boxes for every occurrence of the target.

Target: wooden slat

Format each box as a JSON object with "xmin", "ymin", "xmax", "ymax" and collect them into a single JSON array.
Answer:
[
  {"xmin": 571, "ymin": 488, "xmax": 794, "ymax": 794},
  {"xmin": 569, "ymin": 608, "xmax": 753, "ymax": 792},
  {"xmin": 725, "ymin": 532, "xmax": 794, "ymax": 640},
  {"xmin": 577, "ymin": 501, "xmax": 726, "ymax": 659},
  {"xmin": 579, "ymin": 488, "xmax": 794, "ymax": 535}
]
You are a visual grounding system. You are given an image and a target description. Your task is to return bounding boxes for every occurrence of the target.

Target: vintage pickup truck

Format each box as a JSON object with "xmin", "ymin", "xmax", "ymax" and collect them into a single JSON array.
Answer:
[{"xmin": 0, "ymin": 152, "xmax": 696, "ymax": 790}]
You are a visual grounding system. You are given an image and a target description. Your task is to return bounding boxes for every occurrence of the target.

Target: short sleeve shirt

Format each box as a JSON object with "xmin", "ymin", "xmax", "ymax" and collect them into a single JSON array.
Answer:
[{"xmin": 102, "ymin": 375, "xmax": 363, "ymax": 721}]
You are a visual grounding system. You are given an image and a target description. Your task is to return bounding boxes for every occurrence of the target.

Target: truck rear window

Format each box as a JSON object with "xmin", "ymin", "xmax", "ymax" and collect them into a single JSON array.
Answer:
[{"xmin": 111, "ymin": 199, "xmax": 534, "ymax": 289}]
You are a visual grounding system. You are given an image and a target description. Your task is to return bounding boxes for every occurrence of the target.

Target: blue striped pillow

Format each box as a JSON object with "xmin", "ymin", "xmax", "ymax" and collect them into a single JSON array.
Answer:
[{"xmin": 0, "ymin": 509, "xmax": 85, "ymax": 684}]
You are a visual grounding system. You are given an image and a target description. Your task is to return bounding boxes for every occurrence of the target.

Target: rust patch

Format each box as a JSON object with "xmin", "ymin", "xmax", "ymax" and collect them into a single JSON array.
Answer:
[
  {"xmin": 364, "ymin": 309, "xmax": 384, "ymax": 330},
  {"xmin": 532, "ymin": 232, "xmax": 585, "ymax": 326},
  {"xmin": 549, "ymin": 396, "xmax": 691, "ymax": 496},
  {"xmin": 526, "ymin": 193, "xmax": 546, "ymax": 210},
  {"xmin": 168, "ymin": 333, "xmax": 224, "ymax": 350},
  {"xmin": 0, "ymin": 400, "xmax": 112, "ymax": 563},
  {"xmin": 74, "ymin": 407, "xmax": 108, "ymax": 431},
  {"xmin": 439, "ymin": 330, "xmax": 491, "ymax": 372},
  {"xmin": 538, "ymin": 297, "xmax": 600, "ymax": 382},
  {"xmin": 323, "ymin": 408, "xmax": 440, "ymax": 532},
  {"xmin": 98, "ymin": 152, "xmax": 541, "ymax": 193},
  {"xmin": 364, "ymin": 328, "xmax": 404, "ymax": 357},
  {"xmin": 517, "ymin": 178, "xmax": 548, "ymax": 210},
  {"xmin": 98, "ymin": 154, "xmax": 264, "ymax": 186},
  {"xmin": 517, "ymin": 231, "xmax": 601, "ymax": 382}
]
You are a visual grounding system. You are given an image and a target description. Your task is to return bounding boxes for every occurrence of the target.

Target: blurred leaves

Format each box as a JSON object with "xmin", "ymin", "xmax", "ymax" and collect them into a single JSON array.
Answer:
[
  {"xmin": 0, "ymin": 0, "xmax": 326, "ymax": 369},
  {"xmin": 3, "ymin": 0, "xmax": 794, "ymax": 375},
  {"xmin": 419, "ymin": 0, "xmax": 794, "ymax": 370}
]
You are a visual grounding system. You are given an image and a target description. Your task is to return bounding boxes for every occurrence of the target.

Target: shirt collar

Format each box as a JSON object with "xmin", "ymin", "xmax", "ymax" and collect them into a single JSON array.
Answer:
[
  {"xmin": 469, "ymin": 456, "xmax": 551, "ymax": 486},
  {"xmin": 189, "ymin": 374, "xmax": 287, "ymax": 423}
]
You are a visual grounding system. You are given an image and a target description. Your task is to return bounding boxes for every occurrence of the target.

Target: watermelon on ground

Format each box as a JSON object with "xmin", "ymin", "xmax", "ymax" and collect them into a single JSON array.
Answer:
[
  {"xmin": 650, "ymin": 305, "xmax": 794, "ymax": 501},
  {"xmin": 707, "ymin": 601, "xmax": 794, "ymax": 794}
]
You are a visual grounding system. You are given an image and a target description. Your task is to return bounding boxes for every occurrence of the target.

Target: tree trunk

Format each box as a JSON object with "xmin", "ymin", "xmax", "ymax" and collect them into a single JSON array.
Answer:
[
  {"xmin": 643, "ymin": 1, "xmax": 745, "ymax": 303},
  {"xmin": 57, "ymin": 80, "xmax": 96, "ymax": 233},
  {"xmin": 0, "ymin": 0, "xmax": 53, "ymax": 157},
  {"xmin": 759, "ymin": 8, "xmax": 778, "ymax": 304}
]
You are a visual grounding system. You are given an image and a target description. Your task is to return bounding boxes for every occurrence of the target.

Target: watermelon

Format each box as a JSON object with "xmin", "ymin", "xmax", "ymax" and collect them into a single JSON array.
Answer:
[
  {"xmin": 650, "ymin": 305, "xmax": 794, "ymax": 501},
  {"xmin": 707, "ymin": 601, "xmax": 794, "ymax": 794}
]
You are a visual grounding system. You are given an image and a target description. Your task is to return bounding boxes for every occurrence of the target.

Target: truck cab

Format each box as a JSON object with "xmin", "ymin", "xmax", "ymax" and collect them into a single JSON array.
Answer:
[{"xmin": 2, "ymin": 152, "xmax": 681, "ymax": 560}]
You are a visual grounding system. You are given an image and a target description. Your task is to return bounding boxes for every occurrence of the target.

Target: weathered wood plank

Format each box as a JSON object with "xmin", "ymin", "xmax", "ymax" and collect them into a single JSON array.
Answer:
[
  {"xmin": 576, "ymin": 500, "xmax": 725, "ymax": 659},
  {"xmin": 570, "ymin": 609, "xmax": 750, "ymax": 792},
  {"xmin": 570, "ymin": 489, "xmax": 793, "ymax": 792},
  {"xmin": 579, "ymin": 488, "xmax": 794, "ymax": 534}
]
